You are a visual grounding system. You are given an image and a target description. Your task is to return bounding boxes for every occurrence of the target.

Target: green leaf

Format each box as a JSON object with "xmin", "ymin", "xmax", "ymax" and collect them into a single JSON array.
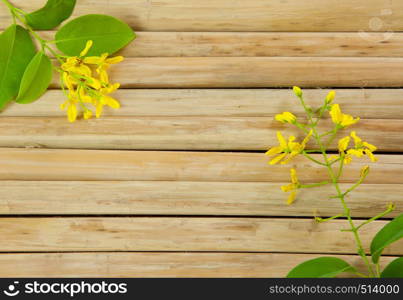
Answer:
[
  {"xmin": 55, "ymin": 14, "xmax": 136, "ymax": 56},
  {"xmin": 26, "ymin": 0, "xmax": 77, "ymax": 30},
  {"xmin": 287, "ymin": 257, "xmax": 356, "ymax": 278},
  {"xmin": 16, "ymin": 52, "xmax": 52, "ymax": 104},
  {"xmin": 0, "ymin": 25, "xmax": 36, "ymax": 109},
  {"xmin": 371, "ymin": 214, "xmax": 403, "ymax": 264},
  {"xmin": 381, "ymin": 257, "xmax": 403, "ymax": 278}
]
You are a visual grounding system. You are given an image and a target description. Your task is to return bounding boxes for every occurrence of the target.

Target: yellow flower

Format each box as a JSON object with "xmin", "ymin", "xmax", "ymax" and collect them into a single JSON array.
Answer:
[
  {"xmin": 326, "ymin": 90, "xmax": 336, "ymax": 104},
  {"xmin": 265, "ymin": 130, "xmax": 312, "ymax": 165},
  {"xmin": 329, "ymin": 104, "xmax": 360, "ymax": 128},
  {"xmin": 346, "ymin": 131, "xmax": 378, "ymax": 162},
  {"xmin": 281, "ymin": 168, "xmax": 299, "ymax": 205},
  {"xmin": 275, "ymin": 112, "xmax": 297, "ymax": 124},
  {"xmin": 59, "ymin": 41, "xmax": 123, "ymax": 121},
  {"xmin": 293, "ymin": 86, "xmax": 303, "ymax": 97}
]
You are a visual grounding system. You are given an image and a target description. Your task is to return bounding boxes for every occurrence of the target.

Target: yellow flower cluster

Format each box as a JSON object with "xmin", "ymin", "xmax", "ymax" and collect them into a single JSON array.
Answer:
[
  {"xmin": 335, "ymin": 131, "xmax": 377, "ymax": 164},
  {"xmin": 265, "ymin": 130, "xmax": 312, "ymax": 165},
  {"xmin": 60, "ymin": 40, "xmax": 123, "ymax": 122},
  {"xmin": 267, "ymin": 87, "xmax": 378, "ymax": 206}
]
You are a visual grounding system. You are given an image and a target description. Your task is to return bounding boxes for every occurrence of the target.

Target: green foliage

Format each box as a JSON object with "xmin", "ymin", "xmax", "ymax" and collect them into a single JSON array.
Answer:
[
  {"xmin": 16, "ymin": 52, "xmax": 52, "ymax": 104},
  {"xmin": 381, "ymin": 257, "xmax": 403, "ymax": 278},
  {"xmin": 287, "ymin": 257, "xmax": 356, "ymax": 278},
  {"xmin": 0, "ymin": 25, "xmax": 36, "ymax": 109},
  {"xmin": 26, "ymin": 0, "xmax": 76, "ymax": 30},
  {"xmin": 55, "ymin": 14, "xmax": 135, "ymax": 56},
  {"xmin": 371, "ymin": 214, "xmax": 403, "ymax": 264}
]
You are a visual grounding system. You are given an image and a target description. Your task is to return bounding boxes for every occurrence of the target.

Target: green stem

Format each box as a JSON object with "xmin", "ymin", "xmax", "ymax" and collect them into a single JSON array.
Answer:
[
  {"xmin": 297, "ymin": 94, "xmax": 375, "ymax": 277},
  {"xmin": 302, "ymin": 152, "xmax": 327, "ymax": 166},
  {"xmin": 315, "ymin": 213, "xmax": 344, "ymax": 223},
  {"xmin": 355, "ymin": 206, "xmax": 395, "ymax": 231}
]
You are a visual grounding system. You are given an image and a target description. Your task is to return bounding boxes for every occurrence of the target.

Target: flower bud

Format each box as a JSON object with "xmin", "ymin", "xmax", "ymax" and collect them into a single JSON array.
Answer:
[
  {"xmin": 293, "ymin": 86, "xmax": 303, "ymax": 98},
  {"xmin": 326, "ymin": 90, "xmax": 336, "ymax": 104}
]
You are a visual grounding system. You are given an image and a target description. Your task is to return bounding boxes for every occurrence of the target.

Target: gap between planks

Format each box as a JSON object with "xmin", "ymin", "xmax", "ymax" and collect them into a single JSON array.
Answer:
[
  {"xmin": 0, "ymin": 252, "xmax": 397, "ymax": 277},
  {"xmin": 0, "ymin": 217, "xmax": 402, "ymax": 254}
]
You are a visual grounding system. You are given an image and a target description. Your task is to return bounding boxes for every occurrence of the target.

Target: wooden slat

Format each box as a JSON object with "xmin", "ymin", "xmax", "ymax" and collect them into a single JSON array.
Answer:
[
  {"xmin": 47, "ymin": 57, "xmax": 403, "ymax": 88},
  {"xmin": 0, "ymin": 252, "xmax": 396, "ymax": 277},
  {"xmin": 127, "ymin": 32, "xmax": 403, "ymax": 57},
  {"xmin": 39, "ymin": 32, "xmax": 403, "ymax": 57},
  {"xmin": 1, "ymin": 0, "xmax": 402, "ymax": 32},
  {"xmin": 0, "ymin": 149, "xmax": 401, "ymax": 183},
  {"xmin": 0, "ymin": 117, "xmax": 400, "ymax": 151},
  {"xmin": 3, "ymin": 89, "xmax": 403, "ymax": 119},
  {"xmin": 1, "ymin": 181, "xmax": 402, "ymax": 217},
  {"xmin": 0, "ymin": 217, "xmax": 402, "ymax": 253}
]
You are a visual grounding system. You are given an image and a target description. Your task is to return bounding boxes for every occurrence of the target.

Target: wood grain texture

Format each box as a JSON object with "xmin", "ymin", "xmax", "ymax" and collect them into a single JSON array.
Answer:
[
  {"xmin": 47, "ymin": 57, "xmax": 403, "ymax": 88},
  {"xmin": 0, "ymin": 252, "xmax": 396, "ymax": 277},
  {"xmin": 1, "ymin": 149, "xmax": 401, "ymax": 183},
  {"xmin": 127, "ymin": 32, "xmax": 403, "ymax": 57},
  {"xmin": 3, "ymin": 89, "xmax": 403, "ymax": 119},
  {"xmin": 0, "ymin": 217, "xmax": 402, "ymax": 253},
  {"xmin": 1, "ymin": 0, "xmax": 402, "ymax": 32},
  {"xmin": 0, "ymin": 181, "xmax": 402, "ymax": 217},
  {"xmin": 38, "ymin": 32, "xmax": 403, "ymax": 57},
  {"xmin": 0, "ymin": 117, "xmax": 400, "ymax": 151}
]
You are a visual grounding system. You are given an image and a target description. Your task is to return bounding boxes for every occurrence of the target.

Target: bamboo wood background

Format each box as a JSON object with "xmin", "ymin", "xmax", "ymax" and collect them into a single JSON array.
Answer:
[{"xmin": 0, "ymin": 0, "xmax": 402, "ymax": 277}]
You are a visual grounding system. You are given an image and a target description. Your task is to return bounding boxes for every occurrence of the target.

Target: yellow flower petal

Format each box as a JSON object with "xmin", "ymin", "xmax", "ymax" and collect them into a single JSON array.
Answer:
[
  {"xmin": 276, "ymin": 131, "xmax": 287, "ymax": 149},
  {"xmin": 287, "ymin": 191, "xmax": 297, "ymax": 205},
  {"xmin": 95, "ymin": 103, "xmax": 103, "ymax": 118},
  {"xmin": 80, "ymin": 40, "xmax": 93, "ymax": 57},
  {"xmin": 83, "ymin": 110, "xmax": 93, "ymax": 120},
  {"xmin": 329, "ymin": 104, "xmax": 343, "ymax": 124},
  {"xmin": 338, "ymin": 136, "xmax": 350, "ymax": 152},
  {"xmin": 365, "ymin": 149, "xmax": 378, "ymax": 162},
  {"xmin": 269, "ymin": 153, "xmax": 287, "ymax": 165},
  {"xmin": 290, "ymin": 168, "xmax": 298, "ymax": 184},
  {"xmin": 106, "ymin": 56, "xmax": 124, "ymax": 64},
  {"xmin": 67, "ymin": 103, "xmax": 77, "ymax": 123},
  {"xmin": 265, "ymin": 146, "xmax": 283, "ymax": 156},
  {"xmin": 275, "ymin": 112, "xmax": 296, "ymax": 124}
]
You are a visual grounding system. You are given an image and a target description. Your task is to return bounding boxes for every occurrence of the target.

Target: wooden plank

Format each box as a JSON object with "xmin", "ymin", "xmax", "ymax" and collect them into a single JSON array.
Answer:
[
  {"xmin": 0, "ymin": 149, "xmax": 401, "ymax": 183},
  {"xmin": 3, "ymin": 89, "xmax": 403, "ymax": 119},
  {"xmin": 1, "ymin": 0, "xmax": 402, "ymax": 32},
  {"xmin": 47, "ymin": 57, "xmax": 403, "ymax": 88},
  {"xmin": 38, "ymin": 32, "xmax": 403, "ymax": 57},
  {"xmin": 0, "ymin": 117, "xmax": 400, "ymax": 151},
  {"xmin": 0, "ymin": 252, "xmax": 396, "ymax": 277},
  {"xmin": 1, "ymin": 181, "xmax": 402, "ymax": 217},
  {"xmin": 128, "ymin": 32, "xmax": 403, "ymax": 57},
  {"xmin": 0, "ymin": 217, "xmax": 402, "ymax": 253}
]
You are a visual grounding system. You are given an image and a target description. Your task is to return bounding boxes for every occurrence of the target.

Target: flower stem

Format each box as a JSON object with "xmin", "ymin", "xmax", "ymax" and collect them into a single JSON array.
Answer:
[{"xmin": 297, "ymin": 94, "xmax": 376, "ymax": 277}]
